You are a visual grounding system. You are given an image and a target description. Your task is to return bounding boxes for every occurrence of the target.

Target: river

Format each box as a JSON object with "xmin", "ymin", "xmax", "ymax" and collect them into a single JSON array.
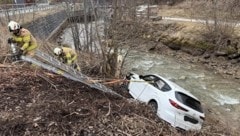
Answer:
[
  {"xmin": 60, "ymin": 22, "xmax": 240, "ymax": 130},
  {"xmin": 123, "ymin": 50, "xmax": 240, "ymax": 130}
]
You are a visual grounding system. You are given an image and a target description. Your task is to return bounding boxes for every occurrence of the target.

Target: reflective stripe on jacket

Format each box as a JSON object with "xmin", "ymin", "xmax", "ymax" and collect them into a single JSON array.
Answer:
[
  {"xmin": 62, "ymin": 47, "xmax": 77, "ymax": 63},
  {"xmin": 12, "ymin": 28, "xmax": 38, "ymax": 51}
]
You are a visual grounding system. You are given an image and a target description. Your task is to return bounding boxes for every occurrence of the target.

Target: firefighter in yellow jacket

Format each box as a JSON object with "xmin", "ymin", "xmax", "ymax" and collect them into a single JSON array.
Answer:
[
  {"xmin": 7, "ymin": 21, "xmax": 38, "ymax": 56},
  {"xmin": 54, "ymin": 47, "xmax": 81, "ymax": 71}
]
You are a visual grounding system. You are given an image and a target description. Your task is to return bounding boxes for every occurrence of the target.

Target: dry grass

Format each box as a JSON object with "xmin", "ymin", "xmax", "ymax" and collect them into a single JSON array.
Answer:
[
  {"xmin": 167, "ymin": 21, "xmax": 206, "ymax": 40},
  {"xmin": 0, "ymin": 25, "xmax": 11, "ymax": 57},
  {"xmin": 156, "ymin": 3, "xmax": 240, "ymax": 47},
  {"xmin": 0, "ymin": 6, "xmax": 64, "ymax": 61},
  {"xmin": 158, "ymin": 2, "xmax": 193, "ymax": 18},
  {"xmin": 158, "ymin": 7, "xmax": 191, "ymax": 18}
]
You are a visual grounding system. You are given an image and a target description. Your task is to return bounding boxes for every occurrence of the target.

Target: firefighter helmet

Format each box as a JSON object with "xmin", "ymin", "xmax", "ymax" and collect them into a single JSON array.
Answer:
[
  {"xmin": 54, "ymin": 47, "xmax": 62, "ymax": 56},
  {"xmin": 8, "ymin": 21, "xmax": 20, "ymax": 32}
]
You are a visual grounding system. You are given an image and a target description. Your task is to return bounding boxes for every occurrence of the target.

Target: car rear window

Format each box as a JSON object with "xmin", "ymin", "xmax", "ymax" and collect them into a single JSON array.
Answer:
[{"xmin": 175, "ymin": 92, "xmax": 203, "ymax": 113}]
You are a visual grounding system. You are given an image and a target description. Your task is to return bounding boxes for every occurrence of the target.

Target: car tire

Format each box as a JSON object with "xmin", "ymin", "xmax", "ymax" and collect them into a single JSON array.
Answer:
[{"xmin": 148, "ymin": 100, "xmax": 158, "ymax": 113}]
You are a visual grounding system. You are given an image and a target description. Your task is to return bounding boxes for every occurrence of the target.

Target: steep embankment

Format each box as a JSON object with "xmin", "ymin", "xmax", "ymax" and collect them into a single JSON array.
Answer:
[
  {"xmin": 0, "ymin": 66, "xmax": 171, "ymax": 135},
  {"xmin": 0, "ymin": 65, "xmax": 239, "ymax": 135}
]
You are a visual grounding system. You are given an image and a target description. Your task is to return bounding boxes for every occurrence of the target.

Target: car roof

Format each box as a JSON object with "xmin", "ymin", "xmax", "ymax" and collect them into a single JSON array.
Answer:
[{"xmin": 151, "ymin": 74, "xmax": 199, "ymax": 101}]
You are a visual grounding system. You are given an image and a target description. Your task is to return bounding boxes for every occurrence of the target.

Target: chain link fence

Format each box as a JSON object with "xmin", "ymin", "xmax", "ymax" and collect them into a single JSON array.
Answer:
[{"xmin": 0, "ymin": 3, "xmax": 63, "ymax": 25}]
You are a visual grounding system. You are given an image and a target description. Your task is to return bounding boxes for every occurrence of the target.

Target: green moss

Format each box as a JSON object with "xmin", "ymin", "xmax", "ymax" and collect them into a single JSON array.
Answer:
[
  {"xmin": 169, "ymin": 37, "xmax": 178, "ymax": 42},
  {"xmin": 160, "ymin": 36, "xmax": 170, "ymax": 44},
  {"xmin": 182, "ymin": 39, "xmax": 192, "ymax": 46},
  {"xmin": 162, "ymin": 39, "xmax": 170, "ymax": 45},
  {"xmin": 158, "ymin": 34, "xmax": 215, "ymax": 52},
  {"xmin": 178, "ymin": 37, "xmax": 185, "ymax": 42},
  {"xmin": 173, "ymin": 38, "xmax": 184, "ymax": 46},
  {"xmin": 0, "ymin": 0, "xmax": 13, "ymax": 4},
  {"xmin": 195, "ymin": 41, "xmax": 214, "ymax": 50},
  {"xmin": 226, "ymin": 46, "xmax": 237, "ymax": 54}
]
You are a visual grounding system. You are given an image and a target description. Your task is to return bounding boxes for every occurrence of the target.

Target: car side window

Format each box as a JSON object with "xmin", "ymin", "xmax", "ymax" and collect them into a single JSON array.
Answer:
[
  {"xmin": 141, "ymin": 75, "xmax": 171, "ymax": 91},
  {"xmin": 140, "ymin": 75, "xmax": 157, "ymax": 86},
  {"xmin": 161, "ymin": 82, "xmax": 171, "ymax": 91},
  {"xmin": 154, "ymin": 79, "xmax": 171, "ymax": 92},
  {"xmin": 156, "ymin": 80, "xmax": 165, "ymax": 89},
  {"xmin": 141, "ymin": 75, "xmax": 156, "ymax": 82}
]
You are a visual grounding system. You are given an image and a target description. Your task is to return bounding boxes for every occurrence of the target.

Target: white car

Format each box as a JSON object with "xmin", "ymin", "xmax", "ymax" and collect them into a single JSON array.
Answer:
[{"xmin": 126, "ymin": 72, "xmax": 205, "ymax": 131}]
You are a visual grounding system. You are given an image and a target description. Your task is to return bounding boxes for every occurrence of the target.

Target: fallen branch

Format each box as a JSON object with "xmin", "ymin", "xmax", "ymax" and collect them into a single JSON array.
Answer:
[
  {"xmin": 105, "ymin": 101, "xmax": 111, "ymax": 117},
  {"xmin": 117, "ymin": 129, "xmax": 132, "ymax": 136},
  {"xmin": 37, "ymin": 73, "xmax": 57, "ymax": 90},
  {"xmin": 133, "ymin": 113, "xmax": 158, "ymax": 124},
  {"xmin": 0, "ymin": 64, "xmax": 14, "ymax": 68}
]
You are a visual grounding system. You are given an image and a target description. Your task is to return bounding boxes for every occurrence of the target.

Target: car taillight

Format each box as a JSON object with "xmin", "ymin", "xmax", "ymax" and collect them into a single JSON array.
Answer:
[
  {"xmin": 169, "ymin": 99, "xmax": 188, "ymax": 112},
  {"xmin": 200, "ymin": 116, "xmax": 205, "ymax": 121}
]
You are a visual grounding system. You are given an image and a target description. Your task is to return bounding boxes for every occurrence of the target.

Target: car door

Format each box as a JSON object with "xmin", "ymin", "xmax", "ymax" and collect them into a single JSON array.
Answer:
[
  {"xmin": 137, "ymin": 81, "xmax": 159, "ymax": 103},
  {"xmin": 129, "ymin": 76, "xmax": 149, "ymax": 100},
  {"xmin": 134, "ymin": 75, "xmax": 160, "ymax": 102}
]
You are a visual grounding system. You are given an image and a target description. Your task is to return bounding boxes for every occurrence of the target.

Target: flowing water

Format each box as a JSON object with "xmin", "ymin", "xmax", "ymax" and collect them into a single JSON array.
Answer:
[
  {"xmin": 61, "ymin": 22, "xmax": 240, "ymax": 130},
  {"xmin": 123, "ymin": 50, "xmax": 240, "ymax": 129}
]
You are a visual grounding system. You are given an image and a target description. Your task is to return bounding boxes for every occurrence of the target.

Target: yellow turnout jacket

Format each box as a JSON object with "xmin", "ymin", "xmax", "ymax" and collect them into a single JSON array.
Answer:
[
  {"xmin": 12, "ymin": 28, "xmax": 38, "ymax": 54},
  {"xmin": 61, "ymin": 47, "xmax": 77, "ymax": 64}
]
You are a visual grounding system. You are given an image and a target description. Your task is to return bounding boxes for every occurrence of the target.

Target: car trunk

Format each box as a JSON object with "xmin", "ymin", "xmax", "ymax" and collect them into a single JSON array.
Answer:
[{"xmin": 173, "ymin": 91, "xmax": 204, "ymax": 130}]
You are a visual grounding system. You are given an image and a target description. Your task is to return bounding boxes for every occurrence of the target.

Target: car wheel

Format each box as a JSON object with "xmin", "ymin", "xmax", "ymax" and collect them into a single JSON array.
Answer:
[{"xmin": 148, "ymin": 100, "xmax": 158, "ymax": 113}]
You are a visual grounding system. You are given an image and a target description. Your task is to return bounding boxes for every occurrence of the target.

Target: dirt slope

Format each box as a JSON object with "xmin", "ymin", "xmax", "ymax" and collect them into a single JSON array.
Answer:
[
  {"xmin": 0, "ymin": 66, "xmax": 173, "ymax": 135},
  {"xmin": 0, "ymin": 65, "xmax": 238, "ymax": 136}
]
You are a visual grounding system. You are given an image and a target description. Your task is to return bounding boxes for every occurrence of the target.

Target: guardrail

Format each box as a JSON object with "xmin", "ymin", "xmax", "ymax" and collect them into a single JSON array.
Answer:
[
  {"xmin": 0, "ymin": 3, "xmax": 51, "ymax": 9},
  {"xmin": 0, "ymin": 3, "xmax": 59, "ymax": 17}
]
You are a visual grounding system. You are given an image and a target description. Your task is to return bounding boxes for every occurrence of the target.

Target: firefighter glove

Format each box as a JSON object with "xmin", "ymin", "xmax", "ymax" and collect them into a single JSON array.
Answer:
[
  {"xmin": 18, "ymin": 49, "xmax": 24, "ymax": 56},
  {"xmin": 7, "ymin": 38, "xmax": 15, "ymax": 44},
  {"xmin": 61, "ymin": 58, "xmax": 67, "ymax": 63}
]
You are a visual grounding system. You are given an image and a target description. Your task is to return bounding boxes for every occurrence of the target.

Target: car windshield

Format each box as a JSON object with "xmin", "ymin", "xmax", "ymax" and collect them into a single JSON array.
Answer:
[
  {"xmin": 175, "ymin": 92, "xmax": 203, "ymax": 113},
  {"xmin": 140, "ymin": 75, "xmax": 171, "ymax": 92},
  {"xmin": 140, "ymin": 75, "xmax": 157, "ymax": 81}
]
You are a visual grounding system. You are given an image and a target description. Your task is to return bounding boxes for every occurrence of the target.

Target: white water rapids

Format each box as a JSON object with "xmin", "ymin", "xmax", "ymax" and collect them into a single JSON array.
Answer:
[
  {"xmin": 123, "ymin": 50, "xmax": 240, "ymax": 130},
  {"xmin": 61, "ymin": 22, "xmax": 240, "ymax": 130}
]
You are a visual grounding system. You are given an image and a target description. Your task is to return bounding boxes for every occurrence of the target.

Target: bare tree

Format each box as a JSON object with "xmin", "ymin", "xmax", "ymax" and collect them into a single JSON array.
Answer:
[
  {"xmin": 60, "ymin": 0, "xmax": 157, "ymax": 77},
  {"xmin": 189, "ymin": 0, "xmax": 239, "ymax": 46}
]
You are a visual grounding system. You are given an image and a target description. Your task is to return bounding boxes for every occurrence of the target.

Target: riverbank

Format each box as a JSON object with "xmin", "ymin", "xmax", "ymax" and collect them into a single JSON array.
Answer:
[
  {"xmin": 152, "ymin": 41, "xmax": 240, "ymax": 80},
  {"xmin": 116, "ymin": 19, "xmax": 240, "ymax": 81},
  {"xmin": 156, "ymin": 3, "xmax": 240, "ymax": 80}
]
